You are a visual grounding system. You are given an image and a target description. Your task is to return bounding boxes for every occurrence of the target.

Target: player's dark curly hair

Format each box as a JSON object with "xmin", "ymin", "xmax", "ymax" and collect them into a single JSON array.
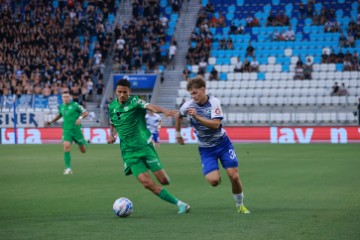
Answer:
[{"xmin": 116, "ymin": 78, "xmax": 131, "ymax": 88}]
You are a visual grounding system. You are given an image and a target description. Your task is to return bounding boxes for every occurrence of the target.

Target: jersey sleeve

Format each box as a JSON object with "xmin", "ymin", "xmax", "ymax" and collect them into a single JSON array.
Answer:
[
  {"xmin": 58, "ymin": 105, "xmax": 62, "ymax": 116},
  {"xmin": 179, "ymin": 100, "xmax": 191, "ymax": 117},
  {"xmin": 210, "ymin": 97, "xmax": 223, "ymax": 119},
  {"xmin": 76, "ymin": 102, "xmax": 86, "ymax": 114},
  {"xmin": 133, "ymin": 96, "xmax": 149, "ymax": 109}
]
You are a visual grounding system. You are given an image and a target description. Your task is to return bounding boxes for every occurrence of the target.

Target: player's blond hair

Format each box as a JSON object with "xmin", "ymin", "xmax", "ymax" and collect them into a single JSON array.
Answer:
[{"xmin": 187, "ymin": 76, "xmax": 206, "ymax": 91}]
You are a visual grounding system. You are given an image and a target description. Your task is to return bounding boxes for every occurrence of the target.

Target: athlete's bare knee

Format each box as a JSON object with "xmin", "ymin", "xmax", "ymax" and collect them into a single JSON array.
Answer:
[
  {"xmin": 79, "ymin": 146, "xmax": 86, "ymax": 153},
  {"xmin": 229, "ymin": 173, "xmax": 240, "ymax": 183},
  {"xmin": 63, "ymin": 143, "xmax": 71, "ymax": 152},
  {"xmin": 208, "ymin": 177, "xmax": 221, "ymax": 187},
  {"xmin": 159, "ymin": 177, "xmax": 170, "ymax": 185}
]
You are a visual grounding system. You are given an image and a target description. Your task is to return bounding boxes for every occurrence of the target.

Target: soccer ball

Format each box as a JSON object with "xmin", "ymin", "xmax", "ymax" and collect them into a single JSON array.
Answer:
[{"xmin": 113, "ymin": 197, "xmax": 133, "ymax": 218}]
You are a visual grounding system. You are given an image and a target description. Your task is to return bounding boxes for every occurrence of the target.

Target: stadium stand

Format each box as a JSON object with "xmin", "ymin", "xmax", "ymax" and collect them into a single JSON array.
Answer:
[
  {"xmin": 0, "ymin": 0, "xmax": 118, "ymax": 126},
  {"xmin": 1, "ymin": 0, "xmax": 359, "ymax": 127},
  {"xmin": 178, "ymin": 0, "xmax": 360, "ymax": 125}
]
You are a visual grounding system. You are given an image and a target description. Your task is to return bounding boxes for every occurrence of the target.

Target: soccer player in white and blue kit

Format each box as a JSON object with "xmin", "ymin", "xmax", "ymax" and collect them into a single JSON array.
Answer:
[
  {"xmin": 175, "ymin": 76, "xmax": 250, "ymax": 214},
  {"xmin": 145, "ymin": 110, "xmax": 162, "ymax": 147}
]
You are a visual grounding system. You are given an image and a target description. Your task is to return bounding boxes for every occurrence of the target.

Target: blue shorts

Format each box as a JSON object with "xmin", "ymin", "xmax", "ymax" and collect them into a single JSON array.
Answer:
[
  {"xmin": 198, "ymin": 136, "xmax": 238, "ymax": 175},
  {"xmin": 152, "ymin": 133, "xmax": 159, "ymax": 143}
]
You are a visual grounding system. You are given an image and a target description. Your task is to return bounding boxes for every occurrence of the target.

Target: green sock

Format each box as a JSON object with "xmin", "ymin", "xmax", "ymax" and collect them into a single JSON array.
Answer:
[
  {"xmin": 158, "ymin": 188, "xmax": 178, "ymax": 205},
  {"xmin": 64, "ymin": 152, "xmax": 71, "ymax": 169}
]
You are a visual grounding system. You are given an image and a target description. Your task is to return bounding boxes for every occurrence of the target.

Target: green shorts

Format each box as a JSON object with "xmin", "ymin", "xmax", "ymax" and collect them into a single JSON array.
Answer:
[
  {"xmin": 121, "ymin": 143, "xmax": 163, "ymax": 177},
  {"xmin": 62, "ymin": 128, "xmax": 87, "ymax": 146}
]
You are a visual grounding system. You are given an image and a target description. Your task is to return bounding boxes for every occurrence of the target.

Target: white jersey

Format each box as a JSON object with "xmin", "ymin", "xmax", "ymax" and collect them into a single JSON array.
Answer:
[
  {"xmin": 145, "ymin": 113, "xmax": 162, "ymax": 133},
  {"xmin": 179, "ymin": 95, "xmax": 226, "ymax": 148}
]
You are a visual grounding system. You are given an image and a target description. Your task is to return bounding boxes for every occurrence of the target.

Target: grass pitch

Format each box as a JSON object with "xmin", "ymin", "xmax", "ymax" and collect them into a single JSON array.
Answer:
[{"xmin": 0, "ymin": 144, "xmax": 359, "ymax": 240}]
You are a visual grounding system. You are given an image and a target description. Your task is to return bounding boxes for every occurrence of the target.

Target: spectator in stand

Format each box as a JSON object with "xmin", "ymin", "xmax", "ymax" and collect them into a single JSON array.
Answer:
[
  {"xmin": 219, "ymin": 37, "xmax": 227, "ymax": 50},
  {"xmin": 42, "ymin": 84, "xmax": 52, "ymax": 97},
  {"xmin": 243, "ymin": 59, "xmax": 251, "ymax": 72},
  {"xmin": 275, "ymin": 11, "xmax": 289, "ymax": 26},
  {"xmin": 306, "ymin": 2, "xmax": 314, "ymax": 18},
  {"xmin": 132, "ymin": 0, "xmax": 140, "ymax": 18},
  {"xmin": 182, "ymin": 68, "xmax": 191, "ymax": 81},
  {"xmin": 208, "ymin": 15, "xmax": 217, "ymax": 28},
  {"xmin": 353, "ymin": 50, "xmax": 359, "ymax": 70},
  {"xmin": 332, "ymin": 20, "xmax": 341, "ymax": 32},
  {"xmin": 294, "ymin": 58, "xmax": 304, "ymax": 80},
  {"xmin": 346, "ymin": 32, "xmax": 355, "ymax": 48},
  {"xmin": 266, "ymin": 12, "xmax": 275, "ymax": 26},
  {"xmin": 272, "ymin": 30, "xmax": 280, "ymax": 41},
  {"xmin": 226, "ymin": 37, "xmax": 234, "ymax": 50},
  {"xmin": 336, "ymin": 50, "xmax": 345, "ymax": 63},
  {"xmin": 96, "ymin": 79, "xmax": 104, "ymax": 108},
  {"xmin": 171, "ymin": 0, "xmax": 181, "ymax": 14},
  {"xmin": 236, "ymin": 24, "xmax": 245, "ymax": 34},
  {"xmin": 324, "ymin": 20, "xmax": 333, "ymax": 32},
  {"xmin": 294, "ymin": 65, "xmax": 304, "ymax": 80},
  {"xmin": 331, "ymin": 82, "xmax": 340, "ymax": 96},
  {"xmin": 321, "ymin": 50, "xmax": 330, "ymax": 64},
  {"xmin": 304, "ymin": 57, "xmax": 313, "ymax": 80},
  {"xmin": 245, "ymin": 42, "xmax": 255, "ymax": 57},
  {"xmin": 252, "ymin": 16, "xmax": 260, "ymax": 27},
  {"xmin": 204, "ymin": 2, "xmax": 215, "ymax": 14},
  {"xmin": 217, "ymin": 12, "xmax": 226, "ymax": 27},
  {"xmin": 71, "ymin": 82, "xmax": 82, "ymax": 104},
  {"xmin": 343, "ymin": 55, "xmax": 353, "ymax": 71},
  {"xmin": 246, "ymin": 14, "xmax": 254, "ymax": 27},
  {"xmin": 229, "ymin": 22, "xmax": 238, "ymax": 35},
  {"xmin": 311, "ymin": 11, "xmax": 321, "ymax": 25},
  {"xmin": 279, "ymin": 30, "xmax": 287, "ymax": 41},
  {"xmin": 339, "ymin": 32, "xmax": 347, "ymax": 48},
  {"xmin": 250, "ymin": 57, "xmax": 259, "ymax": 72},
  {"xmin": 338, "ymin": 83, "xmax": 349, "ymax": 96},
  {"xmin": 209, "ymin": 67, "xmax": 219, "ymax": 81},
  {"xmin": 168, "ymin": 41, "xmax": 177, "ymax": 70},
  {"xmin": 159, "ymin": 14, "xmax": 169, "ymax": 28},
  {"xmin": 234, "ymin": 57, "xmax": 243, "ymax": 73},
  {"xmin": 298, "ymin": 2, "xmax": 306, "ymax": 19},
  {"xmin": 198, "ymin": 58, "xmax": 208, "ymax": 73},
  {"xmin": 285, "ymin": 27, "xmax": 295, "ymax": 41}
]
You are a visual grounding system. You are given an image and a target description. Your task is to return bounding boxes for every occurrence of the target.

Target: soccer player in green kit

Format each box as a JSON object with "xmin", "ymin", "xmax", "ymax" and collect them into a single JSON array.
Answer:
[
  {"xmin": 107, "ymin": 79, "xmax": 190, "ymax": 214},
  {"xmin": 46, "ymin": 91, "xmax": 89, "ymax": 175}
]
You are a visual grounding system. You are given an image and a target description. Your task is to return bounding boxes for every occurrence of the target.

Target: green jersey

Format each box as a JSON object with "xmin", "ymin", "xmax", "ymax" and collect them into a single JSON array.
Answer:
[
  {"xmin": 108, "ymin": 96, "xmax": 152, "ymax": 152},
  {"xmin": 58, "ymin": 102, "xmax": 86, "ymax": 130}
]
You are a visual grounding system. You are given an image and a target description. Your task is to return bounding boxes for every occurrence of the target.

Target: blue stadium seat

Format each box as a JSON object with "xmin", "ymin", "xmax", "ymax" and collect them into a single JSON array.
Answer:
[
  {"xmin": 257, "ymin": 72, "xmax": 265, "ymax": 80},
  {"xmin": 336, "ymin": 63, "xmax": 343, "ymax": 71},
  {"xmin": 201, "ymin": 0, "xmax": 208, "ymax": 6},
  {"xmin": 282, "ymin": 65, "xmax": 289, "ymax": 72},
  {"xmin": 220, "ymin": 73, "xmax": 227, "ymax": 80},
  {"xmin": 160, "ymin": 0, "xmax": 168, "ymax": 8},
  {"xmin": 228, "ymin": 5, "xmax": 236, "ymax": 13},
  {"xmin": 108, "ymin": 14, "xmax": 115, "ymax": 23},
  {"xmin": 336, "ymin": 9, "xmax": 343, "ymax": 18},
  {"xmin": 236, "ymin": 0, "xmax": 244, "ymax": 6},
  {"xmin": 52, "ymin": 1, "xmax": 59, "ymax": 8}
]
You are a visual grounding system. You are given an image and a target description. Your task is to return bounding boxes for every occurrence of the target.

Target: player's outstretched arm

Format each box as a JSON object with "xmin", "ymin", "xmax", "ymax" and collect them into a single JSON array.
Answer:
[
  {"xmin": 45, "ymin": 114, "xmax": 62, "ymax": 126},
  {"xmin": 175, "ymin": 115, "xmax": 184, "ymax": 145},
  {"xmin": 145, "ymin": 104, "xmax": 179, "ymax": 118},
  {"xmin": 107, "ymin": 125, "xmax": 117, "ymax": 144}
]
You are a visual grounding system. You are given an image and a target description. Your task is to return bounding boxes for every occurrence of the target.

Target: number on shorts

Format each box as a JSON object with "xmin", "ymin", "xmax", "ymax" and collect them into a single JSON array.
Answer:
[{"xmin": 229, "ymin": 149, "xmax": 236, "ymax": 159}]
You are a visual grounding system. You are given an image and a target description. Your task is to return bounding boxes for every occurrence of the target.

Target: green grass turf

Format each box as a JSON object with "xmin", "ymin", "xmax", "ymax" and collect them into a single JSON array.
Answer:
[{"xmin": 0, "ymin": 144, "xmax": 359, "ymax": 240}]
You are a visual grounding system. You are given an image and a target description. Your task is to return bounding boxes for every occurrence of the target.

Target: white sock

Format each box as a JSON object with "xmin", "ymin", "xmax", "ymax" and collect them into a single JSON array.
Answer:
[
  {"xmin": 233, "ymin": 192, "xmax": 244, "ymax": 207},
  {"xmin": 177, "ymin": 200, "xmax": 185, "ymax": 206}
]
